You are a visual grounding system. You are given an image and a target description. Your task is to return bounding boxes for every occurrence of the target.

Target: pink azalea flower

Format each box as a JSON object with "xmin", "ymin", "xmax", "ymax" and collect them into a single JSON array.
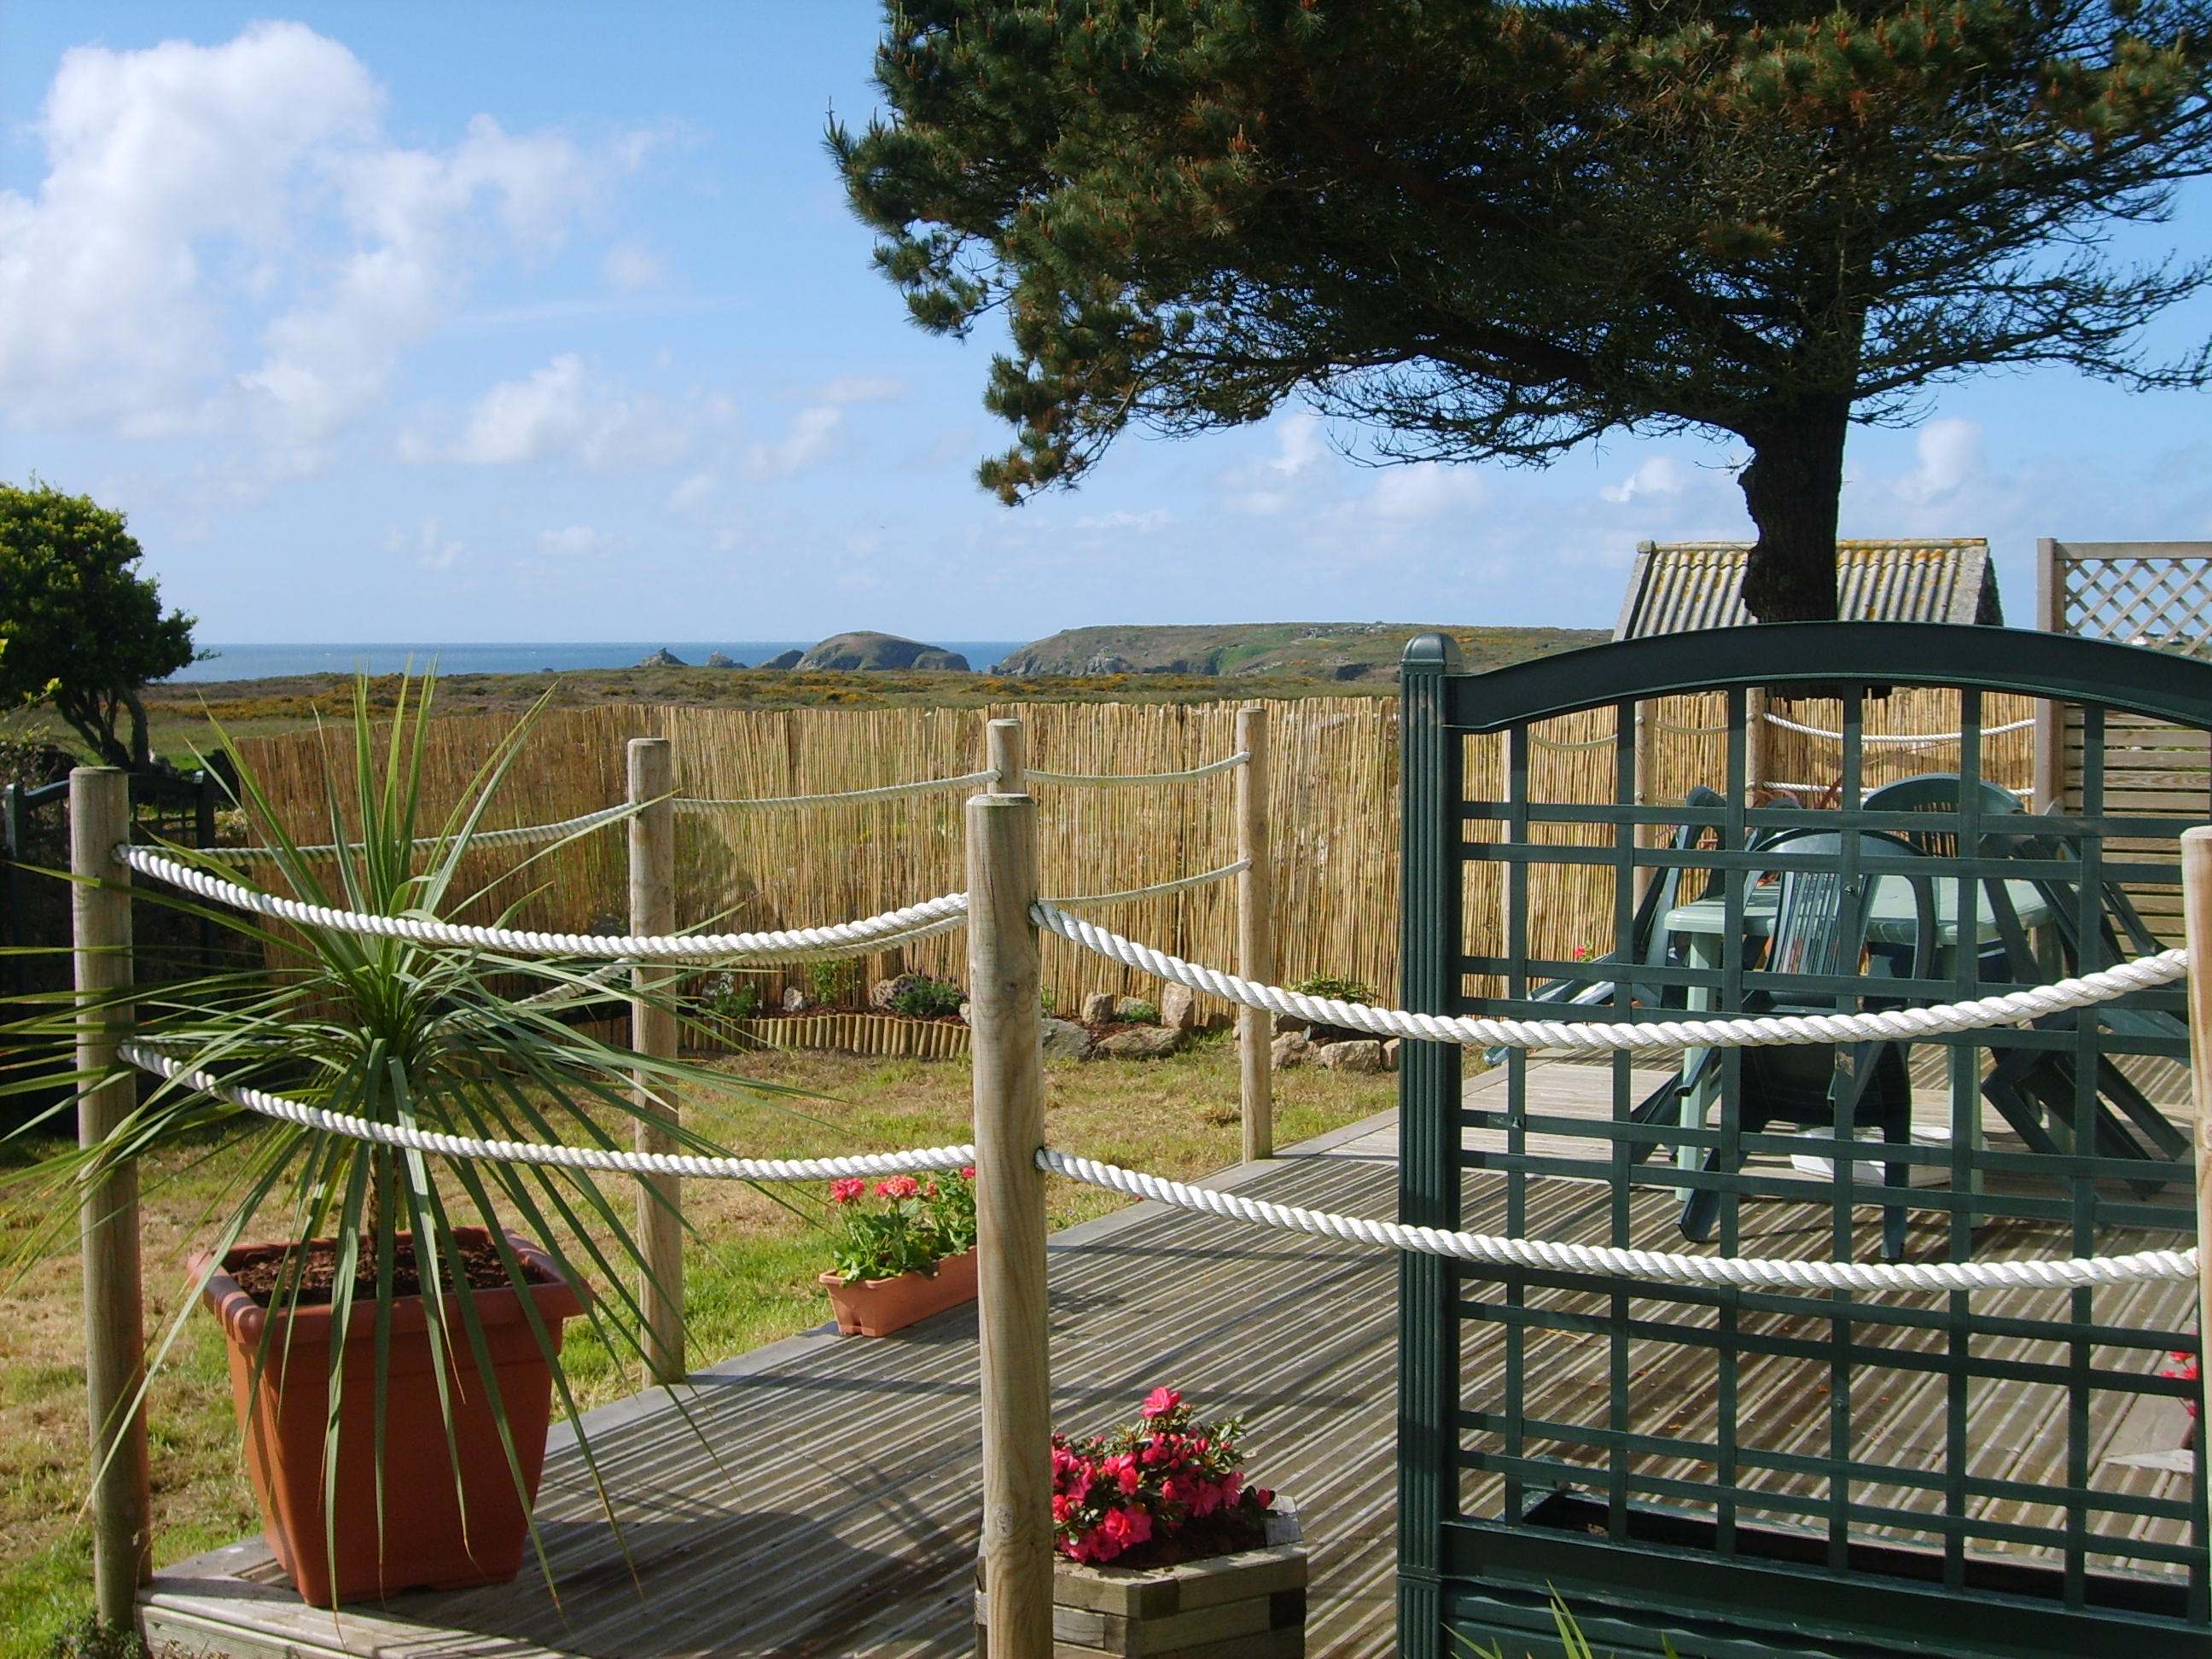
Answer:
[
  {"xmin": 828, "ymin": 1177, "xmax": 866, "ymax": 1203},
  {"xmin": 1141, "ymin": 1386, "xmax": 1183, "ymax": 1419},
  {"xmin": 959, "ymin": 1165, "xmax": 976, "ymax": 1180},
  {"xmin": 875, "ymin": 1174, "xmax": 920, "ymax": 1199}
]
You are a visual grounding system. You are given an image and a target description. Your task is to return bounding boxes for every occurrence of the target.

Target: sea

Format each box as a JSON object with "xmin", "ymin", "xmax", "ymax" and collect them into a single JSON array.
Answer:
[{"xmin": 167, "ymin": 642, "xmax": 1027, "ymax": 684}]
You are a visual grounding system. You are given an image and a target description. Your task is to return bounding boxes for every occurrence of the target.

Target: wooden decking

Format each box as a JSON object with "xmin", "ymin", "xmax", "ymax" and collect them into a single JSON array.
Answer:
[{"xmin": 140, "ymin": 1062, "xmax": 2198, "ymax": 1659}]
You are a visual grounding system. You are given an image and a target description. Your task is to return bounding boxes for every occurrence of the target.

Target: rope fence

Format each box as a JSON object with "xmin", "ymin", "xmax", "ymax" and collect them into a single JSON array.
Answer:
[
  {"xmin": 120, "ymin": 844, "xmax": 970, "ymax": 963},
  {"xmin": 111, "ymin": 1047, "xmax": 2198, "ymax": 1291},
  {"xmin": 1030, "ymin": 902, "xmax": 2190, "ymax": 1052},
  {"xmin": 1025, "ymin": 753, "xmax": 1249, "ymax": 786}
]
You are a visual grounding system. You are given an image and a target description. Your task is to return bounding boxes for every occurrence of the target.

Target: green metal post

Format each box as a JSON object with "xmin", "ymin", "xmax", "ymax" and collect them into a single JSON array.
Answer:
[{"xmin": 1397, "ymin": 632, "xmax": 1464, "ymax": 1659}]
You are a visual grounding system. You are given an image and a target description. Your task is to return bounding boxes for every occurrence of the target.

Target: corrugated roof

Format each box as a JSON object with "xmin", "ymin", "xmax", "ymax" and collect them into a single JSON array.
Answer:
[{"xmin": 1614, "ymin": 539, "xmax": 2000, "ymax": 640}]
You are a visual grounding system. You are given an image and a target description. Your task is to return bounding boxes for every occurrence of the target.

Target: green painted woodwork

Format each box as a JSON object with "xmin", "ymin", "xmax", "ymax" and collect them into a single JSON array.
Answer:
[{"xmin": 1396, "ymin": 623, "xmax": 2211, "ymax": 1659}]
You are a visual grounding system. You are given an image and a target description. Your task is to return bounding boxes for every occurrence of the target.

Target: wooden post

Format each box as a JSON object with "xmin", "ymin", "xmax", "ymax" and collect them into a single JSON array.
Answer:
[
  {"xmin": 72, "ymin": 767, "xmax": 151, "ymax": 1625},
  {"xmin": 988, "ymin": 717, "xmax": 1027, "ymax": 795},
  {"xmin": 1237, "ymin": 705, "xmax": 1275, "ymax": 1162},
  {"xmin": 967, "ymin": 788, "xmax": 1051, "ymax": 1659},
  {"xmin": 2034, "ymin": 538, "xmax": 2065, "ymax": 812},
  {"xmin": 2182, "ymin": 825, "xmax": 2212, "ymax": 1533},
  {"xmin": 628, "ymin": 737, "xmax": 684, "ymax": 1385},
  {"xmin": 1746, "ymin": 688, "xmax": 1773, "ymax": 799}
]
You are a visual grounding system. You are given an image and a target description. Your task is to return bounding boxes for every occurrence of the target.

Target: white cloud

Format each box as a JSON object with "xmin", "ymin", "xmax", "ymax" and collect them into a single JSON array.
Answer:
[
  {"xmin": 0, "ymin": 22, "xmax": 646, "ymax": 454},
  {"xmin": 1893, "ymin": 417, "xmax": 1985, "ymax": 504},
  {"xmin": 385, "ymin": 514, "xmax": 465, "ymax": 571},
  {"xmin": 1599, "ymin": 454, "xmax": 1692, "ymax": 504},
  {"xmin": 602, "ymin": 242, "xmax": 661, "ymax": 293},
  {"xmin": 745, "ymin": 405, "xmax": 843, "ymax": 478},
  {"xmin": 537, "ymin": 525, "xmax": 608, "ymax": 557},
  {"xmin": 1219, "ymin": 411, "xmax": 1334, "ymax": 514},
  {"xmin": 1363, "ymin": 464, "xmax": 1489, "ymax": 521},
  {"xmin": 428, "ymin": 354, "xmax": 707, "ymax": 470}
]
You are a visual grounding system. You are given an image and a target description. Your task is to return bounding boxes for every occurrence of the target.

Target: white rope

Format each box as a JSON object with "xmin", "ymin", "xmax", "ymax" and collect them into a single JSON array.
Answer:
[
  {"xmin": 674, "ymin": 770, "xmax": 999, "ymax": 811},
  {"xmin": 1031, "ymin": 904, "xmax": 2188, "ymax": 1051},
  {"xmin": 119, "ymin": 844, "xmax": 969, "ymax": 962},
  {"xmin": 108, "ymin": 1048, "xmax": 2197, "ymax": 1291},
  {"xmin": 1046, "ymin": 861, "xmax": 1249, "ymax": 908},
  {"xmin": 122, "ymin": 1045, "xmax": 975, "ymax": 1181},
  {"xmin": 1763, "ymin": 713, "xmax": 2036, "ymax": 744},
  {"xmin": 214, "ymin": 804, "xmax": 635, "ymax": 864},
  {"xmin": 1038, "ymin": 1150, "xmax": 2197, "ymax": 1290},
  {"xmin": 1026, "ymin": 753, "xmax": 1249, "ymax": 787}
]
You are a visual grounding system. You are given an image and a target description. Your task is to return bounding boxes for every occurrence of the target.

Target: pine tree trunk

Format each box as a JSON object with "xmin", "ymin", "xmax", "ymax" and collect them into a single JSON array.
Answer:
[
  {"xmin": 1735, "ymin": 399, "xmax": 1850, "ymax": 623},
  {"xmin": 123, "ymin": 689, "xmax": 151, "ymax": 770}
]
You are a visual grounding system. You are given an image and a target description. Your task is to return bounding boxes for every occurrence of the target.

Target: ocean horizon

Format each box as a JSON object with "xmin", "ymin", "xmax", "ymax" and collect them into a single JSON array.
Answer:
[{"xmin": 166, "ymin": 641, "xmax": 1027, "ymax": 684}]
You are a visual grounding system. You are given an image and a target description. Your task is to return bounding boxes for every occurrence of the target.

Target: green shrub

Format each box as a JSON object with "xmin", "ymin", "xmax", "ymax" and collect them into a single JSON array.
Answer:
[
  {"xmin": 700, "ymin": 973, "xmax": 764, "ymax": 1021},
  {"xmin": 1289, "ymin": 973, "xmax": 1373, "ymax": 1005},
  {"xmin": 888, "ymin": 974, "xmax": 964, "ymax": 1020},
  {"xmin": 807, "ymin": 958, "xmax": 860, "ymax": 1008},
  {"xmin": 1121, "ymin": 998, "xmax": 1159, "ymax": 1024}
]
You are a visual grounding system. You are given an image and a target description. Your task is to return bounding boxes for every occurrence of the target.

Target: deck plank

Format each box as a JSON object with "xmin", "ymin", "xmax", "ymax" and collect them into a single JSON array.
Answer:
[{"xmin": 144, "ymin": 1062, "xmax": 2198, "ymax": 1659}]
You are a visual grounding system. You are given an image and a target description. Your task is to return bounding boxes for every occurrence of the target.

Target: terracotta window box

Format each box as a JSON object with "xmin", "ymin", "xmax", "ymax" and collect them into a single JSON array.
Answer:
[{"xmin": 819, "ymin": 1248, "xmax": 978, "ymax": 1336}]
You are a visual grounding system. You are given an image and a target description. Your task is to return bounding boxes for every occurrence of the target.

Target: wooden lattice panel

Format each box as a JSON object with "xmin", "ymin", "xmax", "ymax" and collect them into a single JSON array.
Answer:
[{"xmin": 2036, "ymin": 542, "xmax": 2212, "ymax": 942}]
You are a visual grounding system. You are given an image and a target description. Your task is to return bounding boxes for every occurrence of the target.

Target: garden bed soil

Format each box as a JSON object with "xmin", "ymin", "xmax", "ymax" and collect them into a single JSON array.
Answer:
[{"xmin": 226, "ymin": 1236, "xmax": 551, "ymax": 1307}]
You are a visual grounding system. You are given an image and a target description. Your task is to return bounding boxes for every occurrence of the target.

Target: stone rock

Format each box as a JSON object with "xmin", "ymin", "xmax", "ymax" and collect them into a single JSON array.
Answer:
[
  {"xmin": 1272, "ymin": 1012, "xmax": 1309, "ymax": 1036},
  {"xmin": 1039, "ymin": 1016, "xmax": 1093, "ymax": 1061},
  {"xmin": 958, "ymin": 1001, "xmax": 972, "ymax": 1024},
  {"xmin": 637, "ymin": 647, "xmax": 688, "ymax": 667},
  {"xmin": 870, "ymin": 975, "xmax": 917, "ymax": 1011},
  {"xmin": 705, "ymin": 651, "xmax": 741, "ymax": 668},
  {"xmin": 1083, "ymin": 652, "xmax": 1138, "ymax": 675},
  {"xmin": 1316, "ymin": 1039, "xmax": 1386, "ymax": 1074},
  {"xmin": 1080, "ymin": 991, "xmax": 1117, "ymax": 1024},
  {"xmin": 795, "ymin": 632, "xmax": 972, "ymax": 672},
  {"xmin": 782, "ymin": 986, "xmax": 810, "ymax": 1013},
  {"xmin": 1114, "ymin": 994, "xmax": 1155, "ymax": 1022},
  {"xmin": 1382, "ymin": 1038, "xmax": 1400, "ymax": 1072},
  {"xmin": 758, "ymin": 649, "xmax": 803, "ymax": 670},
  {"xmin": 1159, "ymin": 983, "xmax": 1196, "ymax": 1033},
  {"xmin": 1271, "ymin": 1032, "xmax": 1313, "ymax": 1068},
  {"xmin": 1095, "ymin": 1026, "xmax": 1185, "ymax": 1059}
]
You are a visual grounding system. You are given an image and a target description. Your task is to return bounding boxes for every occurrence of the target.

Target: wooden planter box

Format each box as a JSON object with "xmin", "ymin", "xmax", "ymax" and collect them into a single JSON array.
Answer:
[
  {"xmin": 696, "ymin": 1011, "xmax": 971, "ymax": 1060},
  {"xmin": 976, "ymin": 1501, "xmax": 1306, "ymax": 1659}
]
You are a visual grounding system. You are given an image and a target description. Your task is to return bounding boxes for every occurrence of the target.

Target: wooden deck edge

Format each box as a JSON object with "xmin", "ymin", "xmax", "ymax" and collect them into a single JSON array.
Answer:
[{"xmin": 141, "ymin": 1540, "xmax": 586, "ymax": 1659}]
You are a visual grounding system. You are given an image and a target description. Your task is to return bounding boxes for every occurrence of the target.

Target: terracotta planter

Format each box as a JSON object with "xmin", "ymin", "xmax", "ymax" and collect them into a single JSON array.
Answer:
[
  {"xmin": 976, "ymin": 1498, "xmax": 1307, "ymax": 1658},
  {"xmin": 193, "ymin": 1227, "xmax": 585, "ymax": 1606},
  {"xmin": 819, "ymin": 1249, "xmax": 977, "ymax": 1336}
]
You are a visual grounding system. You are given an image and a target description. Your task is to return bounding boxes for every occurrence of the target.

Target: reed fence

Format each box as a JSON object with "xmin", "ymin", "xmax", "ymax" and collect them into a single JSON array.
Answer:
[{"xmin": 230, "ymin": 688, "xmax": 2032, "ymax": 1016}]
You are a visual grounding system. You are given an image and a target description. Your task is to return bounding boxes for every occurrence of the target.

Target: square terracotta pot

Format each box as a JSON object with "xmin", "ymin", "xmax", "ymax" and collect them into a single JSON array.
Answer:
[
  {"xmin": 975, "ymin": 1499, "xmax": 1306, "ymax": 1658},
  {"xmin": 819, "ymin": 1248, "xmax": 977, "ymax": 1336},
  {"xmin": 193, "ymin": 1228, "xmax": 585, "ymax": 1605}
]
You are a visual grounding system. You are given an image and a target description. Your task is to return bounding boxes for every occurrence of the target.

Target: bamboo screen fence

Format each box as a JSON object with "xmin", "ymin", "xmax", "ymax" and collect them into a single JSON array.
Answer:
[{"xmin": 230, "ymin": 689, "xmax": 2031, "ymax": 1016}]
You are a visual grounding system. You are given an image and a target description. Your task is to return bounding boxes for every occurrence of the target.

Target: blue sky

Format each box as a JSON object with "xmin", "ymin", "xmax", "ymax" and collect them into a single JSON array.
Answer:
[{"xmin": 3, "ymin": 3, "xmax": 2209, "ymax": 646}]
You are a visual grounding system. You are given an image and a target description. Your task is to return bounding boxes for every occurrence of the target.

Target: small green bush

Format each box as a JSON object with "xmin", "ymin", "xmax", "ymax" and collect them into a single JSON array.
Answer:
[
  {"xmin": 699, "ymin": 973, "xmax": 764, "ymax": 1021},
  {"xmin": 807, "ymin": 959, "xmax": 860, "ymax": 1008},
  {"xmin": 1121, "ymin": 998, "xmax": 1159, "ymax": 1024},
  {"xmin": 888, "ymin": 974, "xmax": 964, "ymax": 1019},
  {"xmin": 1289, "ymin": 973, "xmax": 1373, "ymax": 1005}
]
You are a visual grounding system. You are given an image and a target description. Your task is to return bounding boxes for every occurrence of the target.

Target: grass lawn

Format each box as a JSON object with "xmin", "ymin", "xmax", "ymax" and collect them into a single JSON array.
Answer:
[{"xmin": 0, "ymin": 1036, "xmax": 1393, "ymax": 1658}]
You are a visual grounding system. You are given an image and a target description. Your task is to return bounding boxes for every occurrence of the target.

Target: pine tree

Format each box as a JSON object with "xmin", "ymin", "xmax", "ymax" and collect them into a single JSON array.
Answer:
[{"xmin": 833, "ymin": 0, "xmax": 2212, "ymax": 620}]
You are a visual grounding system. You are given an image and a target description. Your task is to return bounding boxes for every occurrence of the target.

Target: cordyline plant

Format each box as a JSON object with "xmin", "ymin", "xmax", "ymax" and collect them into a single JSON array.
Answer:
[
  {"xmin": 0, "ymin": 672, "xmax": 816, "ymax": 1590},
  {"xmin": 1051, "ymin": 1388, "xmax": 1276, "ymax": 1568},
  {"xmin": 824, "ymin": 1167, "xmax": 977, "ymax": 1282}
]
